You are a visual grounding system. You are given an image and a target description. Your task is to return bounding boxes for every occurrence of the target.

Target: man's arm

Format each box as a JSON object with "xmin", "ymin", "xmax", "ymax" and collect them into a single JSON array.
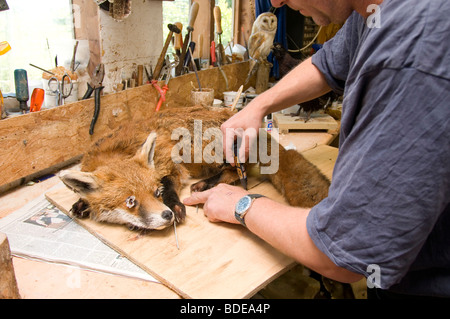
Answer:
[
  {"xmin": 221, "ymin": 57, "xmax": 332, "ymax": 164},
  {"xmin": 183, "ymin": 184, "xmax": 363, "ymax": 284}
]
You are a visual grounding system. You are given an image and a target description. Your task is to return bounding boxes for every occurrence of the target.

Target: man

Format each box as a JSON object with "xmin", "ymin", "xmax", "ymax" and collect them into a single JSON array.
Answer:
[{"xmin": 184, "ymin": 0, "xmax": 450, "ymax": 298}]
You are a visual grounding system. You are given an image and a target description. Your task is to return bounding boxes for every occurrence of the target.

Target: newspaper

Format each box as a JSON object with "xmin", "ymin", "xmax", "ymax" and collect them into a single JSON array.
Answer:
[{"xmin": 0, "ymin": 187, "xmax": 158, "ymax": 283}]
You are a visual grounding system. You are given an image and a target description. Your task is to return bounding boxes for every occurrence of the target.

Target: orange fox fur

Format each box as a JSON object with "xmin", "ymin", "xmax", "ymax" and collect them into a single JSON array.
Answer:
[{"xmin": 59, "ymin": 106, "xmax": 330, "ymax": 231}]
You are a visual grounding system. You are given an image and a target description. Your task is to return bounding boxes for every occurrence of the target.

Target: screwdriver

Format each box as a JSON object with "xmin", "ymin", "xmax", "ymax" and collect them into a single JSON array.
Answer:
[
  {"xmin": 14, "ymin": 69, "xmax": 29, "ymax": 114},
  {"xmin": 30, "ymin": 88, "xmax": 45, "ymax": 112}
]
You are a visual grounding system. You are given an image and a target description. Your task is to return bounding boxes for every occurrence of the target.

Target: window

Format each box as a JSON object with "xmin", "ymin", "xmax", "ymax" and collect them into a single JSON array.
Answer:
[{"xmin": 0, "ymin": 0, "xmax": 74, "ymax": 93}]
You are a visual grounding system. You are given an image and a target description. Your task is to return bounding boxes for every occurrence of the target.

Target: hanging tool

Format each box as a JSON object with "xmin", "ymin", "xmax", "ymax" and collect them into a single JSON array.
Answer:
[
  {"xmin": 174, "ymin": 22, "xmax": 183, "ymax": 60},
  {"xmin": 214, "ymin": 6, "xmax": 226, "ymax": 65},
  {"xmin": 152, "ymin": 56, "xmax": 178, "ymax": 112},
  {"xmin": 189, "ymin": 47, "xmax": 202, "ymax": 91},
  {"xmin": 176, "ymin": 1, "xmax": 199, "ymax": 76},
  {"xmin": 30, "ymin": 88, "xmax": 45, "ymax": 112},
  {"xmin": 82, "ymin": 63, "xmax": 105, "ymax": 135},
  {"xmin": 48, "ymin": 72, "xmax": 73, "ymax": 106},
  {"xmin": 154, "ymin": 24, "xmax": 181, "ymax": 81},
  {"xmin": 183, "ymin": 42, "xmax": 196, "ymax": 71},
  {"xmin": 215, "ymin": 43, "xmax": 229, "ymax": 90},
  {"xmin": 14, "ymin": 69, "xmax": 29, "ymax": 114}
]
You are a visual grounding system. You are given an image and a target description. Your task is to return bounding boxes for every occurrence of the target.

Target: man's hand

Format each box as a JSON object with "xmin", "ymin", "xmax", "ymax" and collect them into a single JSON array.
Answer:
[
  {"xmin": 221, "ymin": 102, "xmax": 266, "ymax": 165},
  {"xmin": 183, "ymin": 184, "xmax": 249, "ymax": 224}
]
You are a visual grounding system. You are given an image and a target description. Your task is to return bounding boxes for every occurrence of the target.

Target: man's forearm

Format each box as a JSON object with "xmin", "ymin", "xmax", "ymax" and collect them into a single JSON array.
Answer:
[{"xmin": 251, "ymin": 57, "xmax": 332, "ymax": 116}]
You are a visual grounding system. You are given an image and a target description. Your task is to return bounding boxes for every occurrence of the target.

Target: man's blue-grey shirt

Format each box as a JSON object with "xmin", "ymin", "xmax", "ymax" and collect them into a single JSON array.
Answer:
[{"xmin": 308, "ymin": 0, "xmax": 450, "ymax": 297}]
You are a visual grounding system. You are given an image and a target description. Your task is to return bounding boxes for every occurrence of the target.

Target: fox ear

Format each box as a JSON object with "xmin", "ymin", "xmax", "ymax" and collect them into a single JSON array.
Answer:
[
  {"xmin": 58, "ymin": 170, "xmax": 99, "ymax": 197},
  {"xmin": 135, "ymin": 132, "xmax": 157, "ymax": 168}
]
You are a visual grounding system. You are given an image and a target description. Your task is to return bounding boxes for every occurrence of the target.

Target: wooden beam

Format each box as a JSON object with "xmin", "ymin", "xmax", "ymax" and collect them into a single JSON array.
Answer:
[{"xmin": 0, "ymin": 62, "xmax": 251, "ymax": 192}]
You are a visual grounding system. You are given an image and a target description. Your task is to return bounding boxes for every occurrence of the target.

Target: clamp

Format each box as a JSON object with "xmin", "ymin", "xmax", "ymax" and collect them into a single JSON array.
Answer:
[{"xmin": 152, "ymin": 56, "xmax": 178, "ymax": 112}]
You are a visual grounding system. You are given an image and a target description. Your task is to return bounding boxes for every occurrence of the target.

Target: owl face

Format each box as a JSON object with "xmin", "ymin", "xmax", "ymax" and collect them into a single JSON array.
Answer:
[{"xmin": 254, "ymin": 13, "xmax": 277, "ymax": 33}]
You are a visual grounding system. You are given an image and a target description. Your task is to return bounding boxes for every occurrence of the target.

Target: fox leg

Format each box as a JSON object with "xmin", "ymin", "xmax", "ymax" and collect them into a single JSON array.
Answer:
[
  {"xmin": 70, "ymin": 198, "xmax": 91, "ymax": 219},
  {"xmin": 190, "ymin": 166, "xmax": 240, "ymax": 193},
  {"xmin": 161, "ymin": 175, "xmax": 186, "ymax": 223}
]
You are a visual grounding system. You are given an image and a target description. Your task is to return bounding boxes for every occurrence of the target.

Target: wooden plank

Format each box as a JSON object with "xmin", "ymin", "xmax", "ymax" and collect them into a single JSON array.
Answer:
[
  {"xmin": 0, "ymin": 233, "xmax": 21, "ymax": 299},
  {"xmin": 274, "ymin": 113, "xmax": 339, "ymax": 134},
  {"xmin": 0, "ymin": 62, "xmax": 250, "ymax": 190},
  {"xmin": 45, "ymin": 145, "xmax": 337, "ymax": 299}
]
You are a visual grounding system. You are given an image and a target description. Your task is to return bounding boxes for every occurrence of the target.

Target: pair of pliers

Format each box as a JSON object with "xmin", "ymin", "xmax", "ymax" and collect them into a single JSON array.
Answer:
[{"xmin": 82, "ymin": 64, "xmax": 105, "ymax": 135}]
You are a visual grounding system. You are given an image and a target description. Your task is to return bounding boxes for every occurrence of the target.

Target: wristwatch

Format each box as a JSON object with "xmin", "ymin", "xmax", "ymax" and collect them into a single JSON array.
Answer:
[{"xmin": 235, "ymin": 194, "xmax": 265, "ymax": 227}]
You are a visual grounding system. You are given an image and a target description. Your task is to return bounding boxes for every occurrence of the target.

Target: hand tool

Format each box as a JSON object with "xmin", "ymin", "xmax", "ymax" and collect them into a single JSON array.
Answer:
[
  {"xmin": 174, "ymin": 22, "xmax": 183, "ymax": 59},
  {"xmin": 70, "ymin": 41, "xmax": 79, "ymax": 73},
  {"xmin": 29, "ymin": 88, "xmax": 45, "ymax": 112},
  {"xmin": 176, "ymin": 1, "xmax": 199, "ymax": 76},
  {"xmin": 153, "ymin": 24, "xmax": 181, "ymax": 81},
  {"xmin": 29, "ymin": 63, "xmax": 55, "ymax": 76},
  {"xmin": 152, "ymin": 56, "xmax": 178, "ymax": 112},
  {"xmin": 183, "ymin": 42, "xmax": 196, "ymax": 71},
  {"xmin": 14, "ymin": 69, "xmax": 29, "ymax": 114},
  {"xmin": 234, "ymin": 143, "xmax": 248, "ymax": 190},
  {"xmin": 210, "ymin": 41, "xmax": 217, "ymax": 67},
  {"xmin": 230, "ymin": 85, "xmax": 244, "ymax": 112},
  {"xmin": 137, "ymin": 65, "xmax": 143, "ymax": 86},
  {"xmin": 0, "ymin": 41, "xmax": 11, "ymax": 55},
  {"xmin": 48, "ymin": 72, "xmax": 73, "ymax": 106},
  {"xmin": 215, "ymin": 45, "xmax": 229, "ymax": 90},
  {"xmin": 214, "ymin": 6, "xmax": 227, "ymax": 65},
  {"xmin": 82, "ymin": 63, "xmax": 105, "ymax": 135},
  {"xmin": 189, "ymin": 47, "xmax": 202, "ymax": 91}
]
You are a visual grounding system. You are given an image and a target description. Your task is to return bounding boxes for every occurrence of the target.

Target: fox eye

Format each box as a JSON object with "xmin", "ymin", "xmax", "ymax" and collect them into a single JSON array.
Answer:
[
  {"xmin": 154, "ymin": 188, "xmax": 161, "ymax": 198},
  {"xmin": 125, "ymin": 196, "xmax": 136, "ymax": 208}
]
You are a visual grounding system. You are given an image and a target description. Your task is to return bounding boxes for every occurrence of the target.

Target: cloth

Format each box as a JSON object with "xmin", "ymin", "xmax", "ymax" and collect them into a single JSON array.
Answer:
[{"xmin": 307, "ymin": 0, "xmax": 450, "ymax": 297}]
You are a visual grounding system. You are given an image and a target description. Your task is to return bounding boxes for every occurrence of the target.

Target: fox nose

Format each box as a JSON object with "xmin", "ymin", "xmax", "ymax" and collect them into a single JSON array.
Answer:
[{"xmin": 162, "ymin": 210, "xmax": 173, "ymax": 221}]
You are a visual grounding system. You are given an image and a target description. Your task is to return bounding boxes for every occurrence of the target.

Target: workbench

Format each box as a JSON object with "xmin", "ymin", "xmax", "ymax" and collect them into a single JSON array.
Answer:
[
  {"xmin": 0, "ymin": 61, "xmax": 344, "ymax": 299},
  {"xmin": 0, "ymin": 130, "xmax": 338, "ymax": 299}
]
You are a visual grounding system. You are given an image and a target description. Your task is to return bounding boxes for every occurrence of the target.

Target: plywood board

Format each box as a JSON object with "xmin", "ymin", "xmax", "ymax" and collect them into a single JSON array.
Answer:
[
  {"xmin": 274, "ymin": 113, "xmax": 339, "ymax": 133},
  {"xmin": 45, "ymin": 145, "xmax": 337, "ymax": 299}
]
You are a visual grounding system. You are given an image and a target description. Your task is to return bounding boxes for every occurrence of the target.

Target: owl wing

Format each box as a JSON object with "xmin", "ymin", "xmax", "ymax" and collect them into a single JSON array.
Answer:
[{"xmin": 248, "ymin": 32, "xmax": 268, "ymax": 61}]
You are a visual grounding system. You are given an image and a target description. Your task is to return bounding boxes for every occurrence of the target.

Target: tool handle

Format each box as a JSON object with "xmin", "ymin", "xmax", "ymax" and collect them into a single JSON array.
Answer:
[
  {"xmin": 187, "ymin": 2, "xmax": 199, "ymax": 30},
  {"xmin": 211, "ymin": 41, "xmax": 216, "ymax": 66},
  {"xmin": 174, "ymin": 22, "xmax": 183, "ymax": 51},
  {"xmin": 89, "ymin": 86, "xmax": 104, "ymax": 135},
  {"xmin": 198, "ymin": 34, "xmax": 203, "ymax": 59},
  {"xmin": 214, "ymin": 6, "xmax": 223, "ymax": 35},
  {"xmin": 155, "ymin": 85, "xmax": 168, "ymax": 112},
  {"xmin": 154, "ymin": 30, "xmax": 173, "ymax": 80}
]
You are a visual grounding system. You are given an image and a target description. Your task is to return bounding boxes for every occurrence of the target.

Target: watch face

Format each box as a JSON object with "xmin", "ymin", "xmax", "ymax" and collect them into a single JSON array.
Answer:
[{"xmin": 236, "ymin": 196, "xmax": 252, "ymax": 214}]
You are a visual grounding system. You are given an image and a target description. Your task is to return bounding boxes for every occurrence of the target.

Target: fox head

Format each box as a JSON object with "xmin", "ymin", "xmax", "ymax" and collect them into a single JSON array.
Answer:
[{"xmin": 59, "ymin": 132, "xmax": 175, "ymax": 230}]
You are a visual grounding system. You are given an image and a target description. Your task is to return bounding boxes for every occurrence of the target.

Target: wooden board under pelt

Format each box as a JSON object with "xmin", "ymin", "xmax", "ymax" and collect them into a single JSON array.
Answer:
[{"xmin": 46, "ymin": 145, "xmax": 337, "ymax": 299}]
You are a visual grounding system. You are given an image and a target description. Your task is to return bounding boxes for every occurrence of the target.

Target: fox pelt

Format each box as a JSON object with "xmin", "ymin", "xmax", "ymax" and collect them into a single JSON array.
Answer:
[{"xmin": 59, "ymin": 106, "xmax": 330, "ymax": 232}]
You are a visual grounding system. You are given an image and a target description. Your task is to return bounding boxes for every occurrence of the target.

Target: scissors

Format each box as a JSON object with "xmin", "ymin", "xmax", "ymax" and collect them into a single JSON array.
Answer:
[{"xmin": 48, "ymin": 72, "xmax": 73, "ymax": 106}]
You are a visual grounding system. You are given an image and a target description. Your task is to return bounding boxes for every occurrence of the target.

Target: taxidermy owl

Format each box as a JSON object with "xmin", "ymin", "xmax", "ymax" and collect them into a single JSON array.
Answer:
[{"xmin": 245, "ymin": 12, "xmax": 278, "ymax": 84}]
